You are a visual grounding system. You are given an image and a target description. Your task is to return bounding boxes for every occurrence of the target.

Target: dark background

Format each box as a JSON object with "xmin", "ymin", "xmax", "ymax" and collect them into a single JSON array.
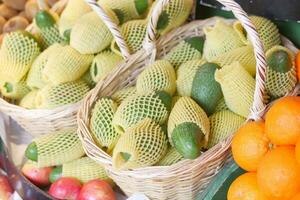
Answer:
[{"xmin": 198, "ymin": 0, "xmax": 300, "ymax": 21}]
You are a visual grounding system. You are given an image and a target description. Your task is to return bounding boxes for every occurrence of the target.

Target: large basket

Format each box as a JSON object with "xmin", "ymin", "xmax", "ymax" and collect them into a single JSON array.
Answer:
[
  {"xmin": 77, "ymin": 0, "xmax": 299, "ymax": 199},
  {"xmin": 0, "ymin": 0, "xmax": 132, "ymax": 137}
]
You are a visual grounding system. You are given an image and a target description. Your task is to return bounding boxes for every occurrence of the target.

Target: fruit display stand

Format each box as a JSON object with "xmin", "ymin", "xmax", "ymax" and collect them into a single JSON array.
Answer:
[{"xmin": 0, "ymin": 0, "xmax": 299, "ymax": 199}]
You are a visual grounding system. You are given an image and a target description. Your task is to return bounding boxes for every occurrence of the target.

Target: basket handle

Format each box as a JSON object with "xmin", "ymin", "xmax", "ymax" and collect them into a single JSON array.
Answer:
[
  {"xmin": 144, "ymin": 0, "xmax": 267, "ymax": 120},
  {"xmin": 84, "ymin": 0, "xmax": 131, "ymax": 59},
  {"xmin": 38, "ymin": 0, "xmax": 131, "ymax": 59}
]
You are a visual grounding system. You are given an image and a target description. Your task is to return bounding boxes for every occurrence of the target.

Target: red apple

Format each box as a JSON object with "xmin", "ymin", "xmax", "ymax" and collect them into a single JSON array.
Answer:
[
  {"xmin": 21, "ymin": 162, "xmax": 53, "ymax": 187},
  {"xmin": 78, "ymin": 179, "xmax": 116, "ymax": 200},
  {"xmin": 49, "ymin": 177, "xmax": 82, "ymax": 200},
  {"xmin": 0, "ymin": 175, "xmax": 13, "ymax": 200}
]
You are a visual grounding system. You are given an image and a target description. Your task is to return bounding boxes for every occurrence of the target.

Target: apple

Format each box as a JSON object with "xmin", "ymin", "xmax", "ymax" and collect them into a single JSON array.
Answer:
[
  {"xmin": 49, "ymin": 177, "xmax": 82, "ymax": 200},
  {"xmin": 0, "ymin": 175, "xmax": 13, "ymax": 200},
  {"xmin": 78, "ymin": 179, "xmax": 116, "ymax": 200},
  {"xmin": 21, "ymin": 161, "xmax": 53, "ymax": 187}
]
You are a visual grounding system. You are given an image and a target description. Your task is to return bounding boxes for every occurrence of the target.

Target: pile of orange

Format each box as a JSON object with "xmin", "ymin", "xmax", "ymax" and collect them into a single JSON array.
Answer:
[{"xmin": 228, "ymin": 96, "xmax": 300, "ymax": 200}]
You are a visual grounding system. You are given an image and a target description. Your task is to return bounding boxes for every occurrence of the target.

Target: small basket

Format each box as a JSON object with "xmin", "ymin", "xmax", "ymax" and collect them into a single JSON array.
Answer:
[
  {"xmin": 77, "ymin": 0, "xmax": 299, "ymax": 199},
  {"xmin": 0, "ymin": 0, "xmax": 131, "ymax": 137}
]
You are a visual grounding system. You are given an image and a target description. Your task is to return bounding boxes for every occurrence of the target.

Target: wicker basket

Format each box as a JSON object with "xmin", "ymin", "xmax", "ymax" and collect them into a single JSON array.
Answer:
[
  {"xmin": 0, "ymin": 0, "xmax": 132, "ymax": 137},
  {"xmin": 77, "ymin": 0, "xmax": 299, "ymax": 199}
]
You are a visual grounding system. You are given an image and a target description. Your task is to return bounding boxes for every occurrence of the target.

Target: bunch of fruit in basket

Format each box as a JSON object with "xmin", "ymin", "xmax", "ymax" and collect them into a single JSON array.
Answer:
[
  {"xmin": 0, "ymin": 0, "xmax": 193, "ymax": 110},
  {"xmin": 82, "ymin": 15, "xmax": 298, "ymax": 171}
]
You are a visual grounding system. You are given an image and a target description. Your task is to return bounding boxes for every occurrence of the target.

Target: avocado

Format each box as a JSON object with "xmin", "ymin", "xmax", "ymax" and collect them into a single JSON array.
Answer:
[
  {"xmin": 25, "ymin": 142, "xmax": 38, "ymax": 161},
  {"xmin": 135, "ymin": 0, "xmax": 149, "ymax": 16},
  {"xmin": 49, "ymin": 166, "xmax": 62, "ymax": 183},
  {"xmin": 171, "ymin": 122, "xmax": 205, "ymax": 159},
  {"xmin": 191, "ymin": 63, "xmax": 223, "ymax": 115},
  {"xmin": 267, "ymin": 50, "xmax": 292, "ymax": 73},
  {"xmin": 35, "ymin": 10, "xmax": 56, "ymax": 29}
]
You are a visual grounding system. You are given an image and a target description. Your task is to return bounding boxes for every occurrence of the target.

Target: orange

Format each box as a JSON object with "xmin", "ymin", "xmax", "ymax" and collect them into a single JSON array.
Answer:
[
  {"xmin": 257, "ymin": 146, "xmax": 300, "ymax": 200},
  {"xmin": 296, "ymin": 51, "xmax": 300, "ymax": 81},
  {"xmin": 232, "ymin": 121, "xmax": 269, "ymax": 171},
  {"xmin": 295, "ymin": 137, "xmax": 300, "ymax": 164},
  {"xmin": 290, "ymin": 193, "xmax": 300, "ymax": 200},
  {"xmin": 265, "ymin": 96, "xmax": 300, "ymax": 145},
  {"xmin": 227, "ymin": 172, "xmax": 269, "ymax": 200}
]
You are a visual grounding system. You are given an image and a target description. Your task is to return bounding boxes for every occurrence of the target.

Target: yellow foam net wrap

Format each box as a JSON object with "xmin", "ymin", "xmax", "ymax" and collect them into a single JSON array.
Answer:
[
  {"xmin": 43, "ymin": 45, "xmax": 93, "ymax": 85},
  {"xmin": 39, "ymin": 25, "xmax": 66, "ymax": 48},
  {"xmin": 265, "ymin": 45, "xmax": 297, "ymax": 99},
  {"xmin": 0, "ymin": 32, "xmax": 40, "ymax": 82},
  {"xmin": 19, "ymin": 90, "xmax": 38, "ymax": 109},
  {"xmin": 62, "ymin": 157, "xmax": 110, "ymax": 183},
  {"xmin": 27, "ymin": 44, "xmax": 62, "ymax": 89},
  {"xmin": 58, "ymin": 0, "xmax": 92, "ymax": 36},
  {"xmin": 234, "ymin": 16, "xmax": 281, "ymax": 52},
  {"xmin": 0, "ymin": 80, "xmax": 30, "ymax": 100},
  {"xmin": 208, "ymin": 110, "xmax": 245, "ymax": 148},
  {"xmin": 215, "ymin": 61, "xmax": 255, "ymax": 118},
  {"xmin": 91, "ymin": 51, "xmax": 123, "ymax": 83},
  {"xmin": 113, "ymin": 118, "xmax": 168, "ymax": 170},
  {"xmin": 35, "ymin": 81, "xmax": 89, "ymax": 109},
  {"xmin": 90, "ymin": 98, "xmax": 120, "ymax": 153},
  {"xmin": 70, "ymin": 11, "xmax": 118, "ymax": 54},
  {"xmin": 215, "ymin": 98, "xmax": 228, "ymax": 113},
  {"xmin": 168, "ymin": 97, "xmax": 210, "ymax": 147},
  {"xmin": 136, "ymin": 60, "xmax": 176, "ymax": 96},
  {"xmin": 111, "ymin": 87, "xmax": 137, "ymax": 105},
  {"xmin": 113, "ymin": 91, "xmax": 171, "ymax": 134},
  {"xmin": 34, "ymin": 129, "xmax": 85, "ymax": 167},
  {"xmin": 112, "ymin": 19, "xmax": 147, "ymax": 54},
  {"xmin": 157, "ymin": 146, "xmax": 183, "ymax": 166},
  {"xmin": 176, "ymin": 59, "xmax": 206, "ymax": 96},
  {"xmin": 163, "ymin": 37, "xmax": 204, "ymax": 70},
  {"xmin": 212, "ymin": 45, "xmax": 256, "ymax": 77},
  {"xmin": 203, "ymin": 20, "xmax": 244, "ymax": 61},
  {"xmin": 98, "ymin": 0, "xmax": 153, "ymax": 24},
  {"xmin": 154, "ymin": 0, "xmax": 193, "ymax": 35}
]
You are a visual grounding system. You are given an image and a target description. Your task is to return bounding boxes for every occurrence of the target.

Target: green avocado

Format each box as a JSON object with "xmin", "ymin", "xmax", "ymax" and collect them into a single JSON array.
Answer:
[
  {"xmin": 155, "ymin": 91, "xmax": 172, "ymax": 112},
  {"xmin": 191, "ymin": 62, "xmax": 223, "ymax": 116},
  {"xmin": 3, "ymin": 82, "xmax": 13, "ymax": 93},
  {"xmin": 63, "ymin": 29, "xmax": 71, "ymax": 43},
  {"xmin": 25, "ymin": 142, "xmax": 38, "ymax": 161},
  {"xmin": 112, "ymin": 9, "xmax": 125, "ymax": 24},
  {"xmin": 120, "ymin": 152, "xmax": 131, "ymax": 162},
  {"xmin": 135, "ymin": 0, "xmax": 149, "ymax": 16},
  {"xmin": 171, "ymin": 122, "xmax": 205, "ymax": 159},
  {"xmin": 184, "ymin": 36, "xmax": 205, "ymax": 54},
  {"xmin": 156, "ymin": 11, "xmax": 169, "ymax": 31},
  {"xmin": 49, "ymin": 166, "xmax": 62, "ymax": 183},
  {"xmin": 267, "ymin": 50, "xmax": 292, "ymax": 73},
  {"xmin": 35, "ymin": 10, "xmax": 56, "ymax": 29}
]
